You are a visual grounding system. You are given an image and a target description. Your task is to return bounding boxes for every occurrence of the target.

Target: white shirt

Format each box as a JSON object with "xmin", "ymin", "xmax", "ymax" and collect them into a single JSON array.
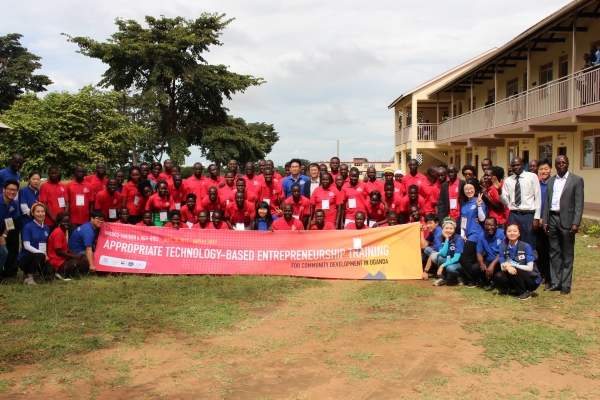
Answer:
[
  {"xmin": 550, "ymin": 171, "xmax": 569, "ymax": 212},
  {"xmin": 500, "ymin": 171, "xmax": 542, "ymax": 218},
  {"xmin": 310, "ymin": 178, "xmax": 320, "ymax": 197}
]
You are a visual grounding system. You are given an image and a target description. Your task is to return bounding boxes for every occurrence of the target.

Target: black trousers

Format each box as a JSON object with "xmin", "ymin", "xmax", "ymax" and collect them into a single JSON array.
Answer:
[
  {"xmin": 459, "ymin": 240, "xmax": 477, "ymax": 280},
  {"xmin": 494, "ymin": 269, "xmax": 539, "ymax": 295},
  {"xmin": 537, "ymin": 227, "xmax": 551, "ymax": 283},
  {"xmin": 548, "ymin": 213, "xmax": 575, "ymax": 290},
  {"xmin": 57, "ymin": 258, "xmax": 90, "ymax": 277},
  {"xmin": 508, "ymin": 212, "xmax": 537, "ymax": 251},
  {"xmin": 18, "ymin": 253, "xmax": 54, "ymax": 277},
  {"xmin": 465, "ymin": 259, "xmax": 498, "ymax": 284}
]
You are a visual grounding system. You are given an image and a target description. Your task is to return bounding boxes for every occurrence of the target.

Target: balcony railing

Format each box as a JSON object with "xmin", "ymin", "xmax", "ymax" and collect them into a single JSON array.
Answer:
[
  {"xmin": 438, "ymin": 66, "xmax": 600, "ymax": 141},
  {"xmin": 395, "ymin": 124, "xmax": 437, "ymax": 146}
]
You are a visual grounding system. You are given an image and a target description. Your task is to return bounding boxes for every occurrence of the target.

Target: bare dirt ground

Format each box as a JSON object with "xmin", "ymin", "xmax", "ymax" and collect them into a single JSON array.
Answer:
[{"xmin": 2, "ymin": 279, "xmax": 600, "ymax": 399}]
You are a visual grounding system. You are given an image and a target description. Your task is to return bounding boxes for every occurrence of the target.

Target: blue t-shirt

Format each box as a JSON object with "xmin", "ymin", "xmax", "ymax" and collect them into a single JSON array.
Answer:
[
  {"xmin": 435, "ymin": 233, "xmax": 464, "ymax": 257},
  {"xmin": 282, "ymin": 174, "xmax": 310, "ymax": 198},
  {"xmin": 68, "ymin": 222, "xmax": 97, "ymax": 253},
  {"xmin": 254, "ymin": 215, "xmax": 280, "ymax": 231},
  {"xmin": 499, "ymin": 240, "xmax": 535, "ymax": 264},
  {"xmin": 17, "ymin": 222, "xmax": 50, "ymax": 260},
  {"xmin": 0, "ymin": 167, "xmax": 21, "ymax": 188},
  {"xmin": 426, "ymin": 225, "xmax": 442, "ymax": 246},
  {"xmin": 0, "ymin": 195, "xmax": 20, "ymax": 232},
  {"xmin": 476, "ymin": 229, "xmax": 506, "ymax": 263},
  {"xmin": 460, "ymin": 198, "xmax": 485, "ymax": 241},
  {"xmin": 18, "ymin": 186, "xmax": 40, "ymax": 227}
]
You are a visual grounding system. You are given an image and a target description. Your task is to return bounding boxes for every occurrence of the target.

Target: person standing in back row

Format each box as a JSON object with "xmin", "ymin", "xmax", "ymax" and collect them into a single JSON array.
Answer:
[
  {"xmin": 543, "ymin": 156, "xmax": 584, "ymax": 295},
  {"xmin": 497, "ymin": 157, "xmax": 541, "ymax": 250}
]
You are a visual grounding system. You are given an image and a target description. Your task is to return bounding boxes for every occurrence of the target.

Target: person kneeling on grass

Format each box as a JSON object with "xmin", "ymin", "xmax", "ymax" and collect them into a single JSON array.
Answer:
[
  {"xmin": 48, "ymin": 212, "xmax": 89, "ymax": 279},
  {"xmin": 421, "ymin": 214, "xmax": 441, "ymax": 273},
  {"xmin": 345, "ymin": 211, "xmax": 369, "ymax": 230},
  {"xmin": 432, "ymin": 218, "xmax": 465, "ymax": 286},
  {"xmin": 493, "ymin": 222, "xmax": 541, "ymax": 300},
  {"xmin": 18, "ymin": 202, "xmax": 53, "ymax": 285},
  {"xmin": 68, "ymin": 210, "xmax": 104, "ymax": 272}
]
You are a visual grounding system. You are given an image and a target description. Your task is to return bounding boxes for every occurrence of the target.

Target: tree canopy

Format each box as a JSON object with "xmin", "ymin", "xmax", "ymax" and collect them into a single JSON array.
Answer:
[
  {"xmin": 0, "ymin": 33, "xmax": 53, "ymax": 111},
  {"xmin": 64, "ymin": 14, "xmax": 266, "ymax": 164},
  {"xmin": 0, "ymin": 86, "xmax": 145, "ymax": 175}
]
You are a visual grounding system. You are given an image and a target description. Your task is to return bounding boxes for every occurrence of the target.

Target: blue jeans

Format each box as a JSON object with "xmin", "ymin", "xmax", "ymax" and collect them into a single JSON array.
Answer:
[{"xmin": 436, "ymin": 253, "xmax": 462, "ymax": 279}]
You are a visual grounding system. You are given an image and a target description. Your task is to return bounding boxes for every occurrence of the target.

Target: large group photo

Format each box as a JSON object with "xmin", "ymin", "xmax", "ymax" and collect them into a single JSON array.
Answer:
[{"xmin": 1, "ymin": 0, "xmax": 600, "ymax": 398}]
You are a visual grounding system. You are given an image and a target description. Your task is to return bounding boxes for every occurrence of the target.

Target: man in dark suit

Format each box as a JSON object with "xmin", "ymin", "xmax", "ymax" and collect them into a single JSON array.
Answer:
[
  {"xmin": 543, "ymin": 155, "xmax": 584, "ymax": 295},
  {"xmin": 437, "ymin": 164, "xmax": 465, "ymax": 223}
]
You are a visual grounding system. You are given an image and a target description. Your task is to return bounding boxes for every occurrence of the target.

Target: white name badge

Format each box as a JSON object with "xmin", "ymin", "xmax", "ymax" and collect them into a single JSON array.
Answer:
[
  {"xmin": 263, "ymin": 198, "xmax": 270, "ymax": 205},
  {"xmin": 235, "ymin": 223, "xmax": 245, "ymax": 230},
  {"xmin": 76, "ymin": 194, "xmax": 85, "ymax": 206},
  {"xmin": 210, "ymin": 211, "xmax": 214, "ymax": 221},
  {"xmin": 348, "ymin": 198, "xmax": 357, "ymax": 209},
  {"xmin": 159, "ymin": 211, "xmax": 168, "ymax": 222},
  {"xmin": 175, "ymin": 203, "xmax": 181, "ymax": 210},
  {"xmin": 353, "ymin": 237, "xmax": 362, "ymax": 250},
  {"xmin": 4, "ymin": 218, "xmax": 14, "ymax": 230},
  {"xmin": 461, "ymin": 217, "xmax": 467, "ymax": 230},
  {"xmin": 58, "ymin": 197, "xmax": 66, "ymax": 208},
  {"xmin": 226, "ymin": 200, "xmax": 230, "ymax": 205},
  {"xmin": 186, "ymin": 221, "xmax": 194, "ymax": 228},
  {"xmin": 293, "ymin": 214, "xmax": 300, "ymax": 220},
  {"xmin": 368, "ymin": 220, "xmax": 375, "ymax": 227},
  {"xmin": 322, "ymin": 199, "xmax": 330, "ymax": 210},
  {"xmin": 109, "ymin": 209, "xmax": 117, "ymax": 219},
  {"xmin": 450, "ymin": 199, "xmax": 458, "ymax": 210},
  {"xmin": 38, "ymin": 242, "xmax": 47, "ymax": 254},
  {"xmin": 134, "ymin": 196, "xmax": 139, "ymax": 206}
]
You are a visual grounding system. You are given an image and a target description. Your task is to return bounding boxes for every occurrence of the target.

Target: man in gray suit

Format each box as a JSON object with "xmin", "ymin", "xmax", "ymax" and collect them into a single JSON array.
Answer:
[{"xmin": 543, "ymin": 155, "xmax": 584, "ymax": 295}]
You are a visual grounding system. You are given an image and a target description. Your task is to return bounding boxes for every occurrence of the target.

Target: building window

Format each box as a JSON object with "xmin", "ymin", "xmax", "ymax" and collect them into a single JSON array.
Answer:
[
  {"xmin": 354, "ymin": 163, "xmax": 362, "ymax": 167},
  {"xmin": 538, "ymin": 136, "xmax": 553, "ymax": 162},
  {"xmin": 507, "ymin": 78, "xmax": 519, "ymax": 97},
  {"xmin": 582, "ymin": 130, "xmax": 600, "ymax": 168},
  {"xmin": 488, "ymin": 148, "xmax": 497, "ymax": 166},
  {"xmin": 466, "ymin": 151, "xmax": 473, "ymax": 166},
  {"xmin": 398, "ymin": 110, "xmax": 403, "ymax": 129},
  {"xmin": 540, "ymin": 62, "xmax": 553, "ymax": 85}
]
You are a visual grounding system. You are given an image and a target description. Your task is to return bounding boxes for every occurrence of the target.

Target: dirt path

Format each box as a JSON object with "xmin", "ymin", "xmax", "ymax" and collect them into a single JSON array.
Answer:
[{"xmin": 2, "ymin": 280, "xmax": 599, "ymax": 399}]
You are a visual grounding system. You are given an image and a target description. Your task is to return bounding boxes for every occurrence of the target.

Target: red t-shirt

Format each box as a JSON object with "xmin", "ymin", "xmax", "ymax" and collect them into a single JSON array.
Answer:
[
  {"xmin": 121, "ymin": 180, "xmax": 142, "ymax": 217},
  {"xmin": 400, "ymin": 194, "xmax": 426, "ymax": 214},
  {"xmin": 200, "ymin": 195, "xmax": 227, "ymax": 214},
  {"xmin": 283, "ymin": 195, "xmax": 311, "ymax": 219},
  {"xmin": 366, "ymin": 202, "xmax": 387, "ymax": 223},
  {"xmin": 163, "ymin": 222, "xmax": 189, "ymax": 229},
  {"xmin": 218, "ymin": 184, "xmax": 236, "ymax": 206},
  {"xmin": 272, "ymin": 217, "xmax": 304, "ymax": 231},
  {"xmin": 365, "ymin": 180, "xmax": 384, "ymax": 195},
  {"xmin": 145, "ymin": 193, "xmax": 175, "ymax": 212},
  {"xmin": 225, "ymin": 201, "xmax": 256, "ymax": 225},
  {"xmin": 330, "ymin": 170, "xmax": 340, "ymax": 180},
  {"xmin": 168, "ymin": 181, "xmax": 189, "ymax": 211},
  {"xmin": 157, "ymin": 172, "xmax": 172, "ymax": 182},
  {"xmin": 94, "ymin": 189, "xmax": 123, "ymax": 220},
  {"xmin": 487, "ymin": 186, "xmax": 507, "ymax": 224},
  {"xmin": 345, "ymin": 222, "xmax": 370, "ymax": 230},
  {"xmin": 310, "ymin": 186, "xmax": 341, "ymax": 225},
  {"xmin": 255, "ymin": 181, "xmax": 284, "ymax": 216},
  {"xmin": 242, "ymin": 175, "xmax": 262, "ymax": 195},
  {"xmin": 383, "ymin": 193, "xmax": 403, "ymax": 213},
  {"xmin": 392, "ymin": 180, "xmax": 404, "ymax": 196},
  {"xmin": 228, "ymin": 188, "xmax": 256, "ymax": 204},
  {"xmin": 39, "ymin": 181, "xmax": 68, "ymax": 226},
  {"xmin": 66, "ymin": 179, "xmax": 95, "ymax": 225},
  {"xmin": 448, "ymin": 179, "xmax": 461, "ymax": 221},
  {"xmin": 185, "ymin": 175, "xmax": 207, "ymax": 192},
  {"xmin": 180, "ymin": 204, "xmax": 202, "ymax": 223},
  {"xmin": 422, "ymin": 180, "xmax": 437, "ymax": 216},
  {"xmin": 207, "ymin": 221, "xmax": 229, "ymax": 230},
  {"xmin": 135, "ymin": 221, "xmax": 153, "ymax": 227},
  {"xmin": 47, "ymin": 227, "xmax": 67, "ymax": 270},
  {"xmin": 429, "ymin": 182, "xmax": 441, "ymax": 212},
  {"xmin": 401, "ymin": 172, "xmax": 430, "ymax": 199},
  {"xmin": 84, "ymin": 174, "xmax": 108, "ymax": 197},
  {"xmin": 310, "ymin": 221, "xmax": 336, "ymax": 230},
  {"xmin": 340, "ymin": 182, "xmax": 370, "ymax": 220}
]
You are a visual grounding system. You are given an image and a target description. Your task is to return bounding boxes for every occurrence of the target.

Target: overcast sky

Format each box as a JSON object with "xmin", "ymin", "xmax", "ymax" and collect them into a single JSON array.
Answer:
[{"xmin": 2, "ymin": 0, "xmax": 570, "ymax": 166}]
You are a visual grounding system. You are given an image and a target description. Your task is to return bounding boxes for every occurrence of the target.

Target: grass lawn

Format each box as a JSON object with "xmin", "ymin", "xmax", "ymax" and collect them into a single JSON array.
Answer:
[{"xmin": 0, "ymin": 236, "xmax": 599, "ymax": 398}]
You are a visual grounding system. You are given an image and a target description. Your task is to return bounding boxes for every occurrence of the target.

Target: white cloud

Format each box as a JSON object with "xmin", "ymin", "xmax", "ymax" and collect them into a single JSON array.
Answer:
[{"xmin": 2, "ymin": 0, "xmax": 571, "ymax": 166}]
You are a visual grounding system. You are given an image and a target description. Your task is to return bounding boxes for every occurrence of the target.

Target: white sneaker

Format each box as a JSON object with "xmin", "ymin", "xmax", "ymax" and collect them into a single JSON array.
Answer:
[
  {"xmin": 55, "ymin": 273, "xmax": 71, "ymax": 281},
  {"xmin": 23, "ymin": 277, "xmax": 37, "ymax": 285},
  {"xmin": 457, "ymin": 277, "xmax": 464, "ymax": 286},
  {"xmin": 433, "ymin": 278, "xmax": 447, "ymax": 287}
]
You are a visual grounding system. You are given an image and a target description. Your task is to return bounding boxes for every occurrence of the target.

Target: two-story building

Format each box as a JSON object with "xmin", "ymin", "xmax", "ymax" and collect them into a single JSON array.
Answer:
[{"xmin": 390, "ymin": 0, "xmax": 600, "ymax": 218}]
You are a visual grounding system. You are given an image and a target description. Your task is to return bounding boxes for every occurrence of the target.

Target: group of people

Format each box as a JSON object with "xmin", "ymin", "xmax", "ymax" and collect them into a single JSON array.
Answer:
[{"xmin": 0, "ymin": 153, "xmax": 584, "ymax": 296}]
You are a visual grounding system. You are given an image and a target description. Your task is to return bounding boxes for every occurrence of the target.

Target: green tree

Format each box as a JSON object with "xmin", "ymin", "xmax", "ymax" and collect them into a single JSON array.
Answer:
[
  {"xmin": 200, "ymin": 116, "xmax": 278, "ymax": 169},
  {"xmin": 0, "ymin": 86, "xmax": 145, "ymax": 176},
  {"xmin": 64, "ymin": 14, "xmax": 265, "ymax": 163},
  {"xmin": 0, "ymin": 33, "xmax": 53, "ymax": 111}
]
